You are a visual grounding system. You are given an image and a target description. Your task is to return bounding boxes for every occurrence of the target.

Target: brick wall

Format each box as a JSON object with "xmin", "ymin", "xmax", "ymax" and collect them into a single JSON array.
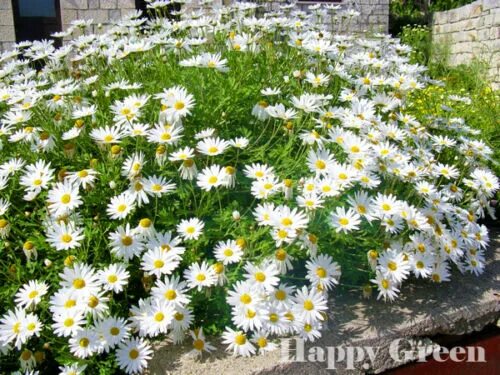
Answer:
[{"xmin": 432, "ymin": 0, "xmax": 500, "ymax": 89}]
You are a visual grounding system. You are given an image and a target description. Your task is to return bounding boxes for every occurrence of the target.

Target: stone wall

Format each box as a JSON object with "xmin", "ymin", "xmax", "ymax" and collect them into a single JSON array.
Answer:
[
  {"xmin": 432, "ymin": 0, "xmax": 500, "ymax": 89},
  {"xmin": 253, "ymin": 0, "xmax": 389, "ymax": 34},
  {"xmin": 353, "ymin": 0, "xmax": 390, "ymax": 33},
  {"xmin": 0, "ymin": 0, "xmax": 389, "ymax": 52},
  {"xmin": 0, "ymin": 0, "xmax": 16, "ymax": 51},
  {"xmin": 0, "ymin": 0, "xmax": 137, "ymax": 51},
  {"xmin": 60, "ymin": 0, "xmax": 137, "ymax": 34}
]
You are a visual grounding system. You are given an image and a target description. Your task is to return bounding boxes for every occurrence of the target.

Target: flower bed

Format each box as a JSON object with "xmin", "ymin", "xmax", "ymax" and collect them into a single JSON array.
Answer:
[{"xmin": 0, "ymin": 2, "xmax": 498, "ymax": 374}]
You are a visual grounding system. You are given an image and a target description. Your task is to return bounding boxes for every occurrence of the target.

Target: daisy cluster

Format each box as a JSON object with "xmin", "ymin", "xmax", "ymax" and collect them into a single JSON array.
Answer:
[{"xmin": 0, "ymin": 1, "xmax": 498, "ymax": 374}]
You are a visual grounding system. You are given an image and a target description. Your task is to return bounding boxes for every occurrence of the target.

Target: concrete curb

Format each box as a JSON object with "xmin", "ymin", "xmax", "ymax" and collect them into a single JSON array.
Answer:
[{"xmin": 148, "ymin": 229, "xmax": 500, "ymax": 374}]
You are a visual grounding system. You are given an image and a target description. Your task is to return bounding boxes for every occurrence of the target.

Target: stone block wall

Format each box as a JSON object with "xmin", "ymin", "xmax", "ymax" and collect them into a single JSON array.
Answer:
[
  {"xmin": 60, "ymin": 0, "xmax": 137, "ymax": 34},
  {"xmin": 0, "ymin": 0, "xmax": 16, "ymax": 51},
  {"xmin": 432, "ymin": 0, "xmax": 499, "ymax": 89},
  {"xmin": 0, "ymin": 0, "xmax": 137, "ymax": 51},
  {"xmin": 334, "ymin": 0, "xmax": 390, "ymax": 33},
  {"xmin": 260, "ymin": 0, "xmax": 389, "ymax": 33},
  {"xmin": 0, "ymin": 0, "xmax": 389, "ymax": 52}
]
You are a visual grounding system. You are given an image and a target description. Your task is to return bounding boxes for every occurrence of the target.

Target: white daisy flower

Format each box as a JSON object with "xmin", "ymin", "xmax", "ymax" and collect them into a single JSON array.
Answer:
[
  {"xmin": 115, "ymin": 337, "xmax": 152, "ymax": 375},
  {"xmin": 183, "ymin": 261, "xmax": 217, "ymax": 291},
  {"xmin": 176, "ymin": 218, "xmax": 204, "ymax": 240}
]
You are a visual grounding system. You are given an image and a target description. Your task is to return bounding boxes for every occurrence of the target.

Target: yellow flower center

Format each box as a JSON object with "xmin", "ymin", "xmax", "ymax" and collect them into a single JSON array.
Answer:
[
  {"xmin": 73, "ymin": 278, "xmax": 86, "ymax": 289},
  {"xmin": 303, "ymin": 300, "xmax": 314, "ymax": 311},
  {"xmin": 277, "ymin": 229, "xmax": 288, "ymax": 239},
  {"xmin": 174, "ymin": 101, "xmax": 185, "ymax": 110},
  {"xmin": 387, "ymin": 261, "xmax": 397, "ymax": 271},
  {"xmin": 275, "ymin": 290, "xmax": 286, "ymax": 301},
  {"xmin": 79, "ymin": 338, "xmax": 89, "ymax": 347},
  {"xmin": 88, "ymin": 296, "xmax": 99, "ymax": 308},
  {"xmin": 193, "ymin": 339, "xmax": 205, "ymax": 350},
  {"xmin": 139, "ymin": 218, "xmax": 151, "ymax": 228},
  {"xmin": 208, "ymin": 176, "xmax": 218, "ymax": 184},
  {"xmin": 121, "ymin": 236, "xmax": 133, "ymax": 246},
  {"xmin": 275, "ymin": 249, "xmax": 287, "ymax": 261},
  {"xmin": 164, "ymin": 290, "xmax": 177, "ymax": 300},
  {"xmin": 154, "ymin": 260, "xmax": 164, "ymax": 269},
  {"xmin": 196, "ymin": 273, "xmax": 206, "ymax": 281},
  {"xmin": 61, "ymin": 233, "xmax": 73, "ymax": 243},
  {"xmin": 315, "ymin": 160, "xmax": 326, "ymax": 169},
  {"xmin": 174, "ymin": 312, "xmax": 184, "ymax": 321},
  {"xmin": 213, "ymin": 262, "xmax": 224, "ymax": 274},
  {"xmin": 64, "ymin": 318, "xmax": 74, "ymax": 327},
  {"xmin": 60, "ymin": 194, "xmax": 71, "ymax": 204},
  {"xmin": 110, "ymin": 327, "xmax": 120, "ymax": 336},
  {"xmin": 235, "ymin": 334, "xmax": 246, "ymax": 345},
  {"xmin": 154, "ymin": 312, "xmax": 165, "ymax": 322},
  {"xmin": 240, "ymin": 293, "xmax": 252, "ymax": 304},
  {"xmin": 21, "ymin": 350, "xmax": 32, "ymax": 361},
  {"xmin": 117, "ymin": 204, "xmax": 127, "ymax": 213},
  {"xmin": 223, "ymin": 248, "xmax": 233, "ymax": 257},
  {"xmin": 129, "ymin": 348, "xmax": 139, "ymax": 359},
  {"xmin": 316, "ymin": 267, "xmax": 327, "ymax": 278},
  {"xmin": 108, "ymin": 274, "xmax": 118, "ymax": 283},
  {"xmin": 23, "ymin": 241, "xmax": 34, "ymax": 250},
  {"xmin": 28, "ymin": 290, "xmax": 39, "ymax": 299},
  {"xmin": 255, "ymin": 272, "xmax": 266, "ymax": 282},
  {"xmin": 339, "ymin": 218, "xmax": 349, "ymax": 226},
  {"xmin": 257, "ymin": 337, "xmax": 268, "ymax": 348}
]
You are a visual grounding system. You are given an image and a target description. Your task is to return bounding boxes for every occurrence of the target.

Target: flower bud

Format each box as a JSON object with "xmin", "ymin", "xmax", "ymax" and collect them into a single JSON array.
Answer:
[
  {"xmin": 232, "ymin": 210, "xmax": 241, "ymax": 221},
  {"xmin": 362, "ymin": 284, "xmax": 373, "ymax": 299}
]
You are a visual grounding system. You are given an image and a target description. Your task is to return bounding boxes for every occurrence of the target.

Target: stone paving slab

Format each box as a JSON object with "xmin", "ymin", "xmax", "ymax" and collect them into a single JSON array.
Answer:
[{"xmin": 148, "ymin": 229, "xmax": 500, "ymax": 374}]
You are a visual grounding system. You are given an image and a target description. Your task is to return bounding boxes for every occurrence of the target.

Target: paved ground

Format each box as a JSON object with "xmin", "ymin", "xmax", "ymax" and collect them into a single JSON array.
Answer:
[{"xmin": 148, "ymin": 229, "xmax": 500, "ymax": 374}]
